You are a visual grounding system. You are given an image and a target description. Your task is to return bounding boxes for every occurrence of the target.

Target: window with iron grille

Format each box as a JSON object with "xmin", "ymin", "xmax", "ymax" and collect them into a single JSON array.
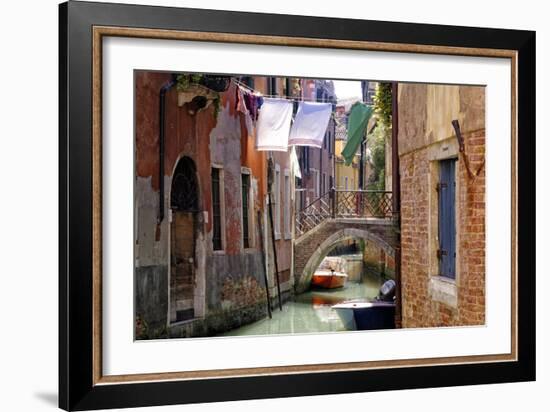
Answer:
[
  {"xmin": 274, "ymin": 164, "xmax": 281, "ymax": 238},
  {"xmin": 211, "ymin": 167, "xmax": 222, "ymax": 251},
  {"xmin": 242, "ymin": 173, "xmax": 250, "ymax": 249},
  {"xmin": 284, "ymin": 172, "xmax": 291, "ymax": 238}
]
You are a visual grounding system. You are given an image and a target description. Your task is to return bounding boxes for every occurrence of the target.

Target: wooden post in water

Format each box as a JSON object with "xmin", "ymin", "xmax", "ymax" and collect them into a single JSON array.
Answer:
[
  {"xmin": 257, "ymin": 210, "xmax": 272, "ymax": 319},
  {"xmin": 267, "ymin": 157, "xmax": 283, "ymax": 311},
  {"xmin": 268, "ymin": 190, "xmax": 283, "ymax": 311}
]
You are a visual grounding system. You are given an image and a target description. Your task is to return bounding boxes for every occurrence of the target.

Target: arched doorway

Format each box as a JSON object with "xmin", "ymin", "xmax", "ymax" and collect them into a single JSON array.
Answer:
[{"xmin": 170, "ymin": 156, "xmax": 199, "ymax": 323}]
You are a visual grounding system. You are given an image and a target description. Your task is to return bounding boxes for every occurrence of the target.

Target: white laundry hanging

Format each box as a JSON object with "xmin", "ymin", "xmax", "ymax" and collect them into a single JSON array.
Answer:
[
  {"xmin": 255, "ymin": 98, "xmax": 293, "ymax": 152},
  {"xmin": 288, "ymin": 101, "xmax": 332, "ymax": 148}
]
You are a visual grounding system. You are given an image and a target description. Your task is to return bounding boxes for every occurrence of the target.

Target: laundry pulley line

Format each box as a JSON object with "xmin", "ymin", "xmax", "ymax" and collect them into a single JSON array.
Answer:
[{"xmin": 233, "ymin": 78, "xmax": 337, "ymax": 105}]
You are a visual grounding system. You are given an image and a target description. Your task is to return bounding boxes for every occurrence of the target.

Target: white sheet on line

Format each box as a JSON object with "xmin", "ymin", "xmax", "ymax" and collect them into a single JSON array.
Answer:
[
  {"xmin": 255, "ymin": 98, "xmax": 293, "ymax": 152},
  {"xmin": 288, "ymin": 101, "xmax": 332, "ymax": 148}
]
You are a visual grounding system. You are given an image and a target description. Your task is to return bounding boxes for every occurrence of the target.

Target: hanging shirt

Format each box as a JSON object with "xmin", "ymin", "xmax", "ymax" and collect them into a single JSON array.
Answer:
[
  {"xmin": 288, "ymin": 101, "xmax": 332, "ymax": 148},
  {"xmin": 236, "ymin": 85, "xmax": 249, "ymax": 116},
  {"xmin": 255, "ymin": 98, "xmax": 293, "ymax": 152}
]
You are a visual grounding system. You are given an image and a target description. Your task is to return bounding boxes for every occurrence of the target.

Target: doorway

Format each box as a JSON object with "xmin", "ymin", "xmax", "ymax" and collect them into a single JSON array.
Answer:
[{"xmin": 170, "ymin": 157, "xmax": 199, "ymax": 323}]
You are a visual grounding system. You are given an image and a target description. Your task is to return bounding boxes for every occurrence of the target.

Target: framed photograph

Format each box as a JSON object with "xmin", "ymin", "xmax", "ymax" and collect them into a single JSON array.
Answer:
[{"xmin": 59, "ymin": 1, "xmax": 535, "ymax": 410}]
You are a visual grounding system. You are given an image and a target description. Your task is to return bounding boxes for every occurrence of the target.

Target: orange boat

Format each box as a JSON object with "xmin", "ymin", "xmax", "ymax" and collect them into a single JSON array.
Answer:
[{"xmin": 311, "ymin": 270, "xmax": 348, "ymax": 289}]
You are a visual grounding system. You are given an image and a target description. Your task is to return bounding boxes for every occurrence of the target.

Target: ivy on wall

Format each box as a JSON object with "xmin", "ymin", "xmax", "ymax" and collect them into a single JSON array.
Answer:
[
  {"xmin": 368, "ymin": 82, "xmax": 393, "ymax": 190},
  {"xmin": 367, "ymin": 122, "xmax": 388, "ymax": 190},
  {"xmin": 373, "ymin": 82, "xmax": 393, "ymax": 129},
  {"xmin": 175, "ymin": 73, "xmax": 203, "ymax": 91}
]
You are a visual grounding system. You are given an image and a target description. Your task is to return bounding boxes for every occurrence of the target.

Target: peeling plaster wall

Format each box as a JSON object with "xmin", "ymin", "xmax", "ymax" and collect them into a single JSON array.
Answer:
[{"xmin": 134, "ymin": 73, "xmax": 292, "ymax": 338}]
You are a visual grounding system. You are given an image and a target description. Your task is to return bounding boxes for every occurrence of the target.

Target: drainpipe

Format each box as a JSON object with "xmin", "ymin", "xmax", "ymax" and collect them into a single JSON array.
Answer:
[
  {"xmin": 319, "ymin": 146, "xmax": 323, "ymax": 195},
  {"xmin": 158, "ymin": 75, "xmax": 176, "ymax": 223},
  {"xmin": 391, "ymin": 82, "xmax": 402, "ymax": 328},
  {"xmin": 359, "ymin": 137, "xmax": 365, "ymax": 190}
]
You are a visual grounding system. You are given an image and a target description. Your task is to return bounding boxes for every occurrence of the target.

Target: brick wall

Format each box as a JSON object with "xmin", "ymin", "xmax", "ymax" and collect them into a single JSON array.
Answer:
[{"xmin": 400, "ymin": 129, "xmax": 485, "ymax": 327}]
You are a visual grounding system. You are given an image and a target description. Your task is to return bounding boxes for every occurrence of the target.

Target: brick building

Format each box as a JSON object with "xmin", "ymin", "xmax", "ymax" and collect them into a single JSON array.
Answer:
[{"xmin": 397, "ymin": 84, "xmax": 486, "ymax": 327}]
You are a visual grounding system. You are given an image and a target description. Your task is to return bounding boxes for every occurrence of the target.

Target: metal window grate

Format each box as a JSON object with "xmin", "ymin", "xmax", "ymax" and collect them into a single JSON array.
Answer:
[
  {"xmin": 211, "ymin": 168, "xmax": 222, "ymax": 250},
  {"xmin": 242, "ymin": 174, "xmax": 250, "ymax": 249}
]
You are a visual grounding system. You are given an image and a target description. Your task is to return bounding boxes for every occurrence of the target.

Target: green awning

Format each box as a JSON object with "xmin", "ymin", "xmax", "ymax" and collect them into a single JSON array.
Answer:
[{"xmin": 341, "ymin": 103, "xmax": 373, "ymax": 166}]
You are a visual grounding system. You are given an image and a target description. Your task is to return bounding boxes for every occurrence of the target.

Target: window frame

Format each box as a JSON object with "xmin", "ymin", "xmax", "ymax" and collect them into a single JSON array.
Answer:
[
  {"xmin": 273, "ymin": 163, "xmax": 281, "ymax": 240},
  {"xmin": 437, "ymin": 158, "xmax": 458, "ymax": 279},
  {"xmin": 241, "ymin": 168, "xmax": 254, "ymax": 250},
  {"xmin": 283, "ymin": 169, "xmax": 291, "ymax": 239},
  {"xmin": 211, "ymin": 165, "xmax": 226, "ymax": 253}
]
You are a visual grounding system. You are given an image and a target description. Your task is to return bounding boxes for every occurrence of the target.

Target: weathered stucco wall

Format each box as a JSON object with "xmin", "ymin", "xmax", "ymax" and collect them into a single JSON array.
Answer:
[
  {"xmin": 398, "ymin": 83, "xmax": 486, "ymax": 327},
  {"xmin": 335, "ymin": 140, "xmax": 360, "ymax": 190},
  {"xmin": 134, "ymin": 73, "xmax": 293, "ymax": 338}
]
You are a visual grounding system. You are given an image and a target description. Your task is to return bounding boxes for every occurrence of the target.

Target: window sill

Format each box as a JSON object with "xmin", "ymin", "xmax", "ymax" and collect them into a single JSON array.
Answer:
[
  {"xmin": 212, "ymin": 250, "xmax": 225, "ymax": 255},
  {"xmin": 428, "ymin": 275, "xmax": 458, "ymax": 308},
  {"xmin": 274, "ymin": 233, "xmax": 282, "ymax": 241}
]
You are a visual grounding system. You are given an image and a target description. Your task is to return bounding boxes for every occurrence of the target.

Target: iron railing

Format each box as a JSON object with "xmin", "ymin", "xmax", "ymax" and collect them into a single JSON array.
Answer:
[{"xmin": 295, "ymin": 189, "xmax": 393, "ymax": 237}]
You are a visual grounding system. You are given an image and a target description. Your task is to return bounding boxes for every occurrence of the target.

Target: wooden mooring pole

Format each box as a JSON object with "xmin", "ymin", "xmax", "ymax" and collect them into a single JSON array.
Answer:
[
  {"xmin": 268, "ymin": 190, "xmax": 283, "ymax": 311},
  {"xmin": 257, "ymin": 210, "xmax": 272, "ymax": 319}
]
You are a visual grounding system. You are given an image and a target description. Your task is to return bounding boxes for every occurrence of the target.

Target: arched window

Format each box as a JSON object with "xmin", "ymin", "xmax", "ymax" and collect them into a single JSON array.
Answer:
[{"xmin": 171, "ymin": 157, "xmax": 199, "ymax": 212}]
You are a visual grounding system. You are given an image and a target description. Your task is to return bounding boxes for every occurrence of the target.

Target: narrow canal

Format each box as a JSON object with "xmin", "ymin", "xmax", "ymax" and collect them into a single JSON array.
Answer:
[{"xmin": 222, "ymin": 254, "xmax": 387, "ymax": 337}]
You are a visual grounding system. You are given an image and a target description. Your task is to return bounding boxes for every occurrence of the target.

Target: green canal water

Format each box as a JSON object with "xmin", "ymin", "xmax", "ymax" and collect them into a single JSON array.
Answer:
[{"xmin": 222, "ymin": 257, "xmax": 385, "ymax": 337}]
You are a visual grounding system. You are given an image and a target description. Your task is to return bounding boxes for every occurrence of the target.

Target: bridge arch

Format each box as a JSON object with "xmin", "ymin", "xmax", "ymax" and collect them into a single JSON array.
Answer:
[{"xmin": 294, "ymin": 225, "xmax": 395, "ymax": 293}]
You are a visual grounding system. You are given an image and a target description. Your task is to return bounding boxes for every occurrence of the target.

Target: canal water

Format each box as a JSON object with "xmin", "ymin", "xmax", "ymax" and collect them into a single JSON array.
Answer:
[{"xmin": 222, "ymin": 254, "xmax": 385, "ymax": 337}]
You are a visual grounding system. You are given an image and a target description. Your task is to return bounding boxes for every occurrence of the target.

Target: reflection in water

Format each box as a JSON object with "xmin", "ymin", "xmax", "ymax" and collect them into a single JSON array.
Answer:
[{"xmin": 222, "ymin": 258, "xmax": 385, "ymax": 337}]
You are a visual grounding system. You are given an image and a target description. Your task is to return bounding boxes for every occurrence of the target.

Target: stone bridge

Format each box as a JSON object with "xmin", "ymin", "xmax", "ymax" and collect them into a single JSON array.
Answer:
[{"xmin": 293, "ymin": 190, "xmax": 398, "ymax": 293}]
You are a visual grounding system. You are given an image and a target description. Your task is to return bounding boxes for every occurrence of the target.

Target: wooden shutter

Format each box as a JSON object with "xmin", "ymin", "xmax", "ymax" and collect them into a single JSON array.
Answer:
[{"xmin": 438, "ymin": 159, "xmax": 457, "ymax": 279}]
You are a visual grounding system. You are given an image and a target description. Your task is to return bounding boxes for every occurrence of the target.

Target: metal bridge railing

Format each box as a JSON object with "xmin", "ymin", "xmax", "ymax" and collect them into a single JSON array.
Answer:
[{"xmin": 295, "ymin": 189, "xmax": 393, "ymax": 237}]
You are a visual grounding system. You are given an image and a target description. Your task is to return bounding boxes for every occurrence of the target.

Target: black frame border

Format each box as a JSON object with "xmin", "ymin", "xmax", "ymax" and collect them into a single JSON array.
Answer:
[{"xmin": 59, "ymin": 1, "xmax": 535, "ymax": 410}]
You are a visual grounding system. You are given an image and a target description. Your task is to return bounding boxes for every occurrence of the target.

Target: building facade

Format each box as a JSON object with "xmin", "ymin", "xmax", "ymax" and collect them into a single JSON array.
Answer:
[
  {"xmin": 333, "ymin": 102, "xmax": 364, "ymax": 191},
  {"xmin": 397, "ymin": 83, "xmax": 486, "ymax": 327},
  {"xmin": 134, "ymin": 72, "xmax": 295, "ymax": 338},
  {"xmin": 295, "ymin": 79, "xmax": 336, "ymax": 210}
]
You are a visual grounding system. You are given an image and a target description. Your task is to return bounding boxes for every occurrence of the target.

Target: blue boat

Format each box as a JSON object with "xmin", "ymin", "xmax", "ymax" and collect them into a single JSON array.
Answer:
[{"xmin": 332, "ymin": 279, "xmax": 396, "ymax": 331}]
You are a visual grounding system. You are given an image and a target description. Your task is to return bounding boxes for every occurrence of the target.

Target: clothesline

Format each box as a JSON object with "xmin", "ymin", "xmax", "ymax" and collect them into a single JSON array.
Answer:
[
  {"xmin": 233, "ymin": 78, "xmax": 338, "ymax": 104},
  {"xmin": 233, "ymin": 78, "xmax": 346, "ymax": 154}
]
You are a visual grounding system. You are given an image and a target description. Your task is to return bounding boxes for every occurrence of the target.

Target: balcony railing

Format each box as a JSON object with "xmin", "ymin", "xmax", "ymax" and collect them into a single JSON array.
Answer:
[{"xmin": 295, "ymin": 189, "xmax": 393, "ymax": 237}]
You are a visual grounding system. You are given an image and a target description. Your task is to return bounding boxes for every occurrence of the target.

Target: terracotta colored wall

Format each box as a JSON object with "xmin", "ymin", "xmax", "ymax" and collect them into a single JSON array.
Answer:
[
  {"xmin": 135, "ymin": 72, "xmax": 269, "ymax": 335},
  {"xmin": 135, "ymin": 72, "xmax": 296, "ymax": 335},
  {"xmin": 135, "ymin": 73, "xmax": 267, "ymax": 260}
]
